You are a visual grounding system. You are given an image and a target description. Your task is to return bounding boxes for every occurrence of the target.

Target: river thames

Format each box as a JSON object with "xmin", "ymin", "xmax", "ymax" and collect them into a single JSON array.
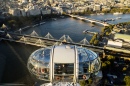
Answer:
[{"xmin": 23, "ymin": 13, "xmax": 130, "ymax": 43}]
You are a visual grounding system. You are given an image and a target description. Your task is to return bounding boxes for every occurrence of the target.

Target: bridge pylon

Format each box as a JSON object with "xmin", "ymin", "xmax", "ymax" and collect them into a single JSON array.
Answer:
[
  {"xmin": 19, "ymin": 36, "xmax": 27, "ymax": 43},
  {"xmin": 79, "ymin": 37, "xmax": 90, "ymax": 45},
  {"xmin": 6, "ymin": 33, "xmax": 12, "ymax": 39},
  {"xmin": 66, "ymin": 35, "xmax": 73, "ymax": 43},
  {"xmin": 30, "ymin": 30, "xmax": 39, "ymax": 37},
  {"xmin": 35, "ymin": 39, "xmax": 44, "ymax": 45},
  {"xmin": 59, "ymin": 35, "xmax": 73, "ymax": 43},
  {"xmin": 44, "ymin": 32, "xmax": 54, "ymax": 39},
  {"xmin": 59, "ymin": 35, "xmax": 66, "ymax": 42}
]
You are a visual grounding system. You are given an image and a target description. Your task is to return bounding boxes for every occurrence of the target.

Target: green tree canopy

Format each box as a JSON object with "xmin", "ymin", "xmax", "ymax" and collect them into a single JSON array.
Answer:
[{"xmin": 124, "ymin": 76, "xmax": 130, "ymax": 86}]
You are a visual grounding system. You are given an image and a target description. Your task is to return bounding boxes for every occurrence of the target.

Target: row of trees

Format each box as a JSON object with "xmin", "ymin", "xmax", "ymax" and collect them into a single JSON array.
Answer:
[
  {"xmin": 110, "ymin": 7, "xmax": 130, "ymax": 13},
  {"xmin": 101, "ymin": 25, "xmax": 114, "ymax": 36},
  {"xmin": 79, "ymin": 78, "xmax": 93, "ymax": 86},
  {"xmin": 89, "ymin": 34, "xmax": 99, "ymax": 45},
  {"xmin": 71, "ymin": 7, "xmax": 130, "ymax": 15},
  {"xmin": 124, "ymin": 76, "xmax": 130, "ymax": 86},
  {"xmin": 118, "ymin": 21, "xmax": 130, "ymax": 26},
  {"xmin": 89, "ymin": 25, "xmax": 114, "ymax": 46},
  {"xmin": 101, "ymin": 55, "xmax": 115, "ymax": 70}
]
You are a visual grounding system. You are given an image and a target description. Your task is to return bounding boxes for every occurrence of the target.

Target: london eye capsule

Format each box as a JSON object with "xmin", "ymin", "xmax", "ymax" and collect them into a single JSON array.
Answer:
[{"xmin": 27, "ymin": 45, "xmax": 102, "ymax": 85}]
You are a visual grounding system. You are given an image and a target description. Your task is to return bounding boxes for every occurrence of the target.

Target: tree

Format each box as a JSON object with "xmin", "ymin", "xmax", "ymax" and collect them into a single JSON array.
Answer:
[
  {"xmin": 89, "ymin": 34, "xmax": 97, "ymax": 44},
  {"xmin": 105, "ymin": 61, "xmax": 111, "ymax": 65},
  {"xmin": 102, "ymin": 62, "xmax": 107, "ymax": 69},
  {"xmin": 124, "ymin": 76, "xmax": 130, "ymax": 86},
  {"xmin": 122, "ymin": 67, "xmax": 127, "ymax": 71},
  {"xmin": 93, "ymin": 40, "xmax": 99, "ymax": 45},
  {"xmin": 101, "ymin": 27, "xmax": 105, "ymax": 33},
  {"xmin": 7, "ymin": 20, "xmax": 18, "ymax": 29},
  {"xmin": 79, "ymin": 80, "xmax": 86, "ymax": 86},
  {"xmin": 8, "ymin": 20, "xmax": 17, "ymax": 25},
  {"xmin": 105, "ymin": 32, "xmax": 109, "ymax": 36},
  {"xmin": 107, "ymin": 55, "xmax": 115, "ymax": 61}
]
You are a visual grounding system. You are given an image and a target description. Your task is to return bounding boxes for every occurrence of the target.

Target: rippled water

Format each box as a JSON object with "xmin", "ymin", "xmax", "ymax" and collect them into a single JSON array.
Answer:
[{"xmin": 23, "ymin": 14, "xmax": 130, "ymax": 42}]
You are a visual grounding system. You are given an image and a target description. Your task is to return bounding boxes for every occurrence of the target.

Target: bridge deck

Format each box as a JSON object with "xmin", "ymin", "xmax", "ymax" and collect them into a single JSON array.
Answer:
[
  {"xmin": 0, "ymin": 32, "xmax": 104, "ymax": 53},
  {"xmin": 67, "ymin": 14, "xmax": 112, "ymax": 26}
]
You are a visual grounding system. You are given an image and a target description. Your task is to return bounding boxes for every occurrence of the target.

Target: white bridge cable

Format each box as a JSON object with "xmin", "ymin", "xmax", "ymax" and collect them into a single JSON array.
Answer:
[
  {"xmin": 30, "ymin": 30, "xmax": 39, "ymax": 37},
  {"xmin": 59, "ymin": 35, "xmax": 66, "ymax": 42},
  {"xmin": 79, "ymin": 37, "xmax": 90, "ymax": 45},
  {"xmin": 44, "ymin": 32, "xmax": 54, "ymax": 39},
  {"xmin": 6, "ymin": 33, "xmax": 12, "ymax": 39},
  {"xmin": 35, "ymin": 39, "xmax": 44, "ymax": 45},
  {"xmin": 19, "ymin": 36, "xmax": 27, "ymax": 42},
  {"xmin": 66, "ymin": 35, "xmax": 73, "ymax": 43},
  {"xmin": 59, "ymin": 35, "xmax": 73, "ymax": 43}
]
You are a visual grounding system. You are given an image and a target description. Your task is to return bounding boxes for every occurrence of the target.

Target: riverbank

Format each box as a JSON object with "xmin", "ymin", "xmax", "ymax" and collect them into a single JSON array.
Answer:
[
  {"xmin": 71, "ymin": 7, "xmax": 130, "ymax": 15},
  {"xmin": 13, "ymin": 14, "xmax": 69, "ymax": 33},
  {"xmin": 3, "ymin": 14, "xmax": 68, "ymax": 32}
]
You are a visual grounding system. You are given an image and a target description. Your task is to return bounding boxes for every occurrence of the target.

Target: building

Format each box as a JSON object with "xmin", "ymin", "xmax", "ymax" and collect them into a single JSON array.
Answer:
[
  {"xmin": 107, "ymin": 40, "xmax": 122, "ymax": 48},
  {"xmin": 41, "ymin": 8, "xmax": 51, "ymax": 15},
  {"xmin": 20, "ymin": 9, "xmax": 26, "ymax": 16},
  {"xmin": 93, "ymin": 4, "xmax": 101, "ymax": 11},
  {"xmin": 102, "ymin": 6, "xmax": 111, "ymax": 11},
  {"xmin": 9, "ymin": 8, "xmax": 21, "ymax": 16},
  {"xmin": 28, "ymin": 5, "xmax": 41, "ymax": 16},
  {"xmin": 27, "ymin": 45, "xmax": 102, "ymax": 85}
]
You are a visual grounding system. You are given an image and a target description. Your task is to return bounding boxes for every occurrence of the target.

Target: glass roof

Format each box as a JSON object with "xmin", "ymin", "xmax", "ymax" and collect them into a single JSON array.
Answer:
[
  {"xmin": 29, "ymin": 47, "xmax": 52, "ymax": 68},
  {"xmin": 31, "ymin": 47, "xmax": 51, "ymax": 63},
  {"xmin": 29, "ymin": 45, "xmax": 98, "ymax": 67},
  {"xmin": 77, "ymin": 47, "xmax": 98, "ymax": 62}
]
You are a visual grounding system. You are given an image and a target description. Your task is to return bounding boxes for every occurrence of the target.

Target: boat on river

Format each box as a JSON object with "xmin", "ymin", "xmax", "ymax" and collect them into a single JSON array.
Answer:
[
  {"xmin": 113, "ymin": 12, "xmax": 123, "ymax": 15},
  {"xmin": 83, "ymin": 29, "xmax": 96, "ymax": 34},
  {"xmin": 116, "ymin": 17, "xmax": 121, "ymax": 19},
  {"xmin": 52, "ymin": 18, "xmax": 57, "ymax": 21},
  {"xmin": 40, "ymin": 22, "xmax": 46, "ymax": 25}
]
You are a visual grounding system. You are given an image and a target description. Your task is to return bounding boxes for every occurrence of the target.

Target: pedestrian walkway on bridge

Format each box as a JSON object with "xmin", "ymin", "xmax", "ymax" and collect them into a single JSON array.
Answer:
[
  {"xmin": 66, "ymin": 14, "xmax": 113, "ymax": 26},
  {"xmin": 0, "ymin": 30, "xmax": 104, "ymax": 53}
]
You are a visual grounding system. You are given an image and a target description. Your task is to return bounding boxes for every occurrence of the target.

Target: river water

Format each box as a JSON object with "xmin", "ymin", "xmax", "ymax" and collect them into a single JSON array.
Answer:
[{"xmin": 22, "ymin": 14, "xmax": 130, "ymax": 43}]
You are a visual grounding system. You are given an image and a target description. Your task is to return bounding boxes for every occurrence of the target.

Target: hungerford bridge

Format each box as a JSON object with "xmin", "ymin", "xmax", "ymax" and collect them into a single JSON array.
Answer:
[
  {"xmin": 67, "ymin": 14, "xmax": 112, "ymax": 26},
  {"xmin": 0, "ymin": 30, "xmax": 130, "ymax": 56},
  {"xmin": 0, "ymin": 30, "xmax": 104, "ymax": 53}
]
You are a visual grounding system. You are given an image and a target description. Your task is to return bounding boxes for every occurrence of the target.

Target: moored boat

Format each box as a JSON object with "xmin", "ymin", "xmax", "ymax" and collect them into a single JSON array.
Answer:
[{"xmin": 113, "ymin": 12, "xmax": 123, "ymax": 15}]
